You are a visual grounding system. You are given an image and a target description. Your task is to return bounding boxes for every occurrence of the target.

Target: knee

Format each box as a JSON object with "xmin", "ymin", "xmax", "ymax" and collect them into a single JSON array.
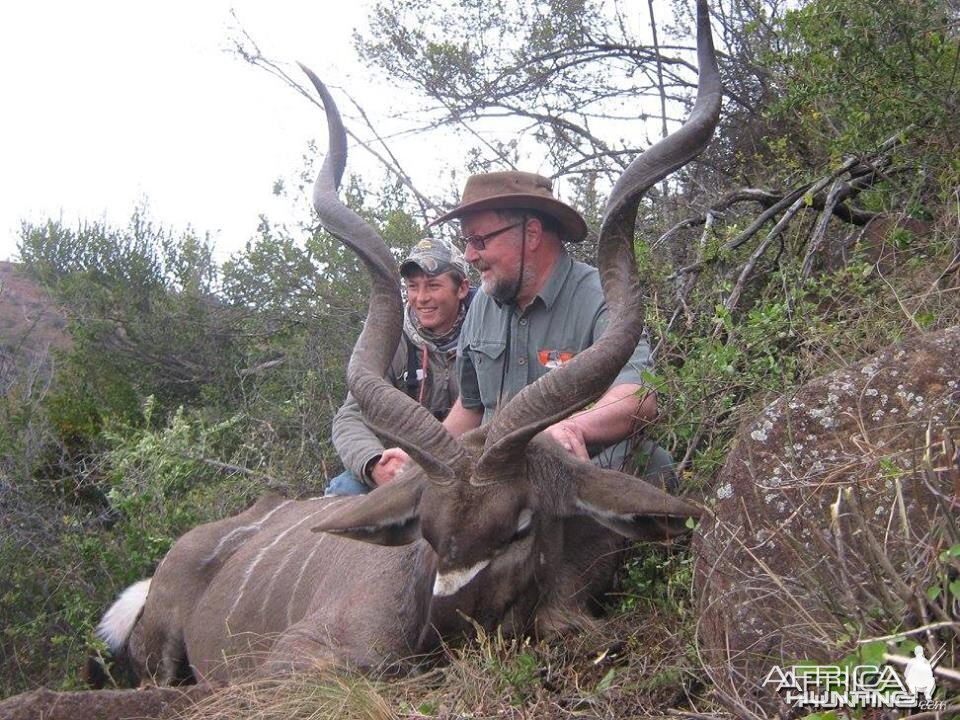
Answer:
[
  {"xmin": 635, "ymin": 441, "xmax": 679, "ymax": 494},
  {"xmin": 324, "ymin": 469, "xmax": 370, "ymax": 496}
]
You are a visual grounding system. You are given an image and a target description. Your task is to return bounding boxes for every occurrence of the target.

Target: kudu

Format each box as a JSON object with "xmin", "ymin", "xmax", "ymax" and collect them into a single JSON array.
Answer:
[{"xmin": 94, "ymin": 0, "xmax": 721, "ymax": 685}]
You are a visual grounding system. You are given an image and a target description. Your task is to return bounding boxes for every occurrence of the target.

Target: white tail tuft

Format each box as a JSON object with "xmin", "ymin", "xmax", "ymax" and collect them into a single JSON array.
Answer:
[{"xmin": 95, "ymin": 578, "xmax": 152, "ymax": 651}]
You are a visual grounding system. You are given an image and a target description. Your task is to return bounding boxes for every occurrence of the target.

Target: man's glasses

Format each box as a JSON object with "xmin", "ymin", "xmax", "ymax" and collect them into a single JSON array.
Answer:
[{"xmin": 457, "ymin": 221, "xmax": 523, "ymax": 251}]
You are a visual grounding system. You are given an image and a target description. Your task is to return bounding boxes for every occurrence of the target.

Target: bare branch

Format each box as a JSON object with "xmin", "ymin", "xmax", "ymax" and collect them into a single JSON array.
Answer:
[{"xmin": 228, "ymin": 16, "xmax": 442, "ymax": 218}]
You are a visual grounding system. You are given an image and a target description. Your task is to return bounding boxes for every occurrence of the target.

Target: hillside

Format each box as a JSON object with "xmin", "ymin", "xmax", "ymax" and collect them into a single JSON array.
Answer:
[{"xmin": 0, "ymin": 261, "xmax": 71, "ymax": 363}]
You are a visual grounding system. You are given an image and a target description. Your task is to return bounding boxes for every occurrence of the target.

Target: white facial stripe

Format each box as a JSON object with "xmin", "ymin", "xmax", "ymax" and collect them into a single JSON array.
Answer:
[{"xmin": 432, "ymin": 559, "xmax": 490, "ymax": 597}]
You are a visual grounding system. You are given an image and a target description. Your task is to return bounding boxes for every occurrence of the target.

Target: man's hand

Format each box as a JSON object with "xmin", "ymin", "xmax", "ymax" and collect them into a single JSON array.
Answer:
[
  {"xmin": 542, "ymin": 421, "xmax": 589, "ymax": 461},
  {"xmin": 370, "ymin": 447, "xmax": 412, "ymax": 486}
]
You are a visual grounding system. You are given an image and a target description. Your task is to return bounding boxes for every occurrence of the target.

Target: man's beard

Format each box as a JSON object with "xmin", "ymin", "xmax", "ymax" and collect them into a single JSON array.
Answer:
[
  {"xmin": 482, "ymin": 272, "xmax": 519, "ymax": 302},
  {"xmin": 481, "ymin": 262, "xmax": 535, "ymax": 304}
]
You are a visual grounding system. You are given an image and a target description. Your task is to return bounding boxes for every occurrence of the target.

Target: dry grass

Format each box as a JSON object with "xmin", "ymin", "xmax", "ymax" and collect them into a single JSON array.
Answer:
[
  {"xmin": 169, "ymin": 596, "xmax": 720, "ymax": 720},
  {"xmin": 178, "ymin": 671, "xmax": 395, "ymax": 720}
]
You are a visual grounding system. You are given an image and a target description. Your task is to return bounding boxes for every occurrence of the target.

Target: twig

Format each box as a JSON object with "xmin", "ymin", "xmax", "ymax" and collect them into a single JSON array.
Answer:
[
  {"xmin": 200, "ymin": 458, "xmax": 276, "ymax": 485},
  {"xmin": 664, "ymin": 710, "xmax": 726, "ymax": 719},
  {"xmin": 672, "ymin": 186, "xmax": 807, "ymax": 277},
  {"xmin": 654, "ymin": 216, "xmax": 705, "ymax": 250},
  {"xmin": 238, "ymin": 358, "xmax": 285, "ymax": 377},
  {"xmin": 666, "ymin": 183, "xmax": 878, "ymax": 262},
  {"xmin": 653, "ymin": 211, "xmax": 716, "ymax": 360},
  {"xmin": 676, "ymin": 417, "xmax": 710, "ymax": 478},
  {"xmin": 675, "ymin": 126, "xmax": 911, "ymax": 279},
  {"xmin": 943, "ymin": 429, "xmax": 960, "ymax": 502},
  {"xmin": 339, "ymin": 89, "xmax": 436, "ymax": 225},
  {"xmin": 720, "ymin": 203, "xmax": 798, "ymax": 316},
  {"xmin": 843, "ymin": 487, "xmax": 918, "ymax": 603},
  {"xmin": 229, "ymin": 20, "xmax": 441, "ymax": 217},
  {"xmin": 720, "ymin": 136, "xmax": 910, "ymax": 314},
  {"xmin": 859, "ymin": 621, "xmax": 960, "ymax": 644},
  {"xmin": 884, "ymin": 653, "xmax": 960, "ymax": 684},
  {"xmin": 846, "ymin": 487, "xmax": 960, "ymax": 644},
  {"xmin": 724, "ymin": 185, "xmax": 810, "ymax": 252},
  {"xmin": 647, "ymin": 0, "xmax": 669, "ymax": 196}
]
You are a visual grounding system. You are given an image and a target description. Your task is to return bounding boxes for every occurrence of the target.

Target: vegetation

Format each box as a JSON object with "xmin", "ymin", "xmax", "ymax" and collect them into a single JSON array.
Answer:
[
  {"xmin": 1, "ymin": 0, "xmax": 957, "ymax": 715},
  {"xmin": 0, "ymin": 197, "xmax": 419, "ymax": 696}
]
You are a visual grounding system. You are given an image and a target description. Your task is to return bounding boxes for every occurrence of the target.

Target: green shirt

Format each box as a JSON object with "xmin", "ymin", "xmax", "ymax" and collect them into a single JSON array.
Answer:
[{"xmin": 457, "ymin": 251, "xmax": 652, "ymax": 466}]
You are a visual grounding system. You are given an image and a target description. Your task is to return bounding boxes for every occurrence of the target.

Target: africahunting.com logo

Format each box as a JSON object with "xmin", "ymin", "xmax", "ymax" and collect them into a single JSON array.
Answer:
[{"xmin": 763, "ymin": 644, "xmax": 948, "ymax": 712}]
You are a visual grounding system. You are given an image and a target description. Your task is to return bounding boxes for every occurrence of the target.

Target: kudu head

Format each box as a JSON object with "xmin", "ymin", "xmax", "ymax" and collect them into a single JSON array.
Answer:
[{"xmin": 303, "ymin": 0, "xmax": 721, "ymax": 634}]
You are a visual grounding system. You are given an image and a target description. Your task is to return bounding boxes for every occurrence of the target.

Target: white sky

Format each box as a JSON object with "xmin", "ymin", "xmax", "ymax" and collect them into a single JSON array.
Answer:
[
  {"xmin": 0, "ymin": 1, "xmax": 687, "ymax": 266},
  {"xmin": 0, "ymin": 0, "xmax": 440, "ymax": 264}
]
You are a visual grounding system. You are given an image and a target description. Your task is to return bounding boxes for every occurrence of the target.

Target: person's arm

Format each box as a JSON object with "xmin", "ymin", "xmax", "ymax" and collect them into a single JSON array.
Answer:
[
  {"xmin": 365, "ymin": 339, "xmax": 486, "ymax": 483},
  {"xmin": 443, "ymin": 319, "xmax": 485, "ymax": 437},
  {"xmin": 376, "ymin": 306, "xmax": 487, "ymax": 472},
  {"xmin": 543, "ymin": 384, "xmax": 656, "ymax": 460},
  {"xmin": 331, "ymin": 392, "xmax": 386, "ymax": 487},
  {"xmin": 574, "ymin": 383, "xmax": 656, "ymax": 443},
  {"xmin": 544, "ymin": 300, "xmax": 657, "ymax": 458},
  {"xmin": 331, "ymin": 339, "xmax": 412, "ymax": 486},
  {"xmin": 442, "ymin": 396, "xmax": 483, "ymax": 437},
  {"xmin": 366, "ymin": 399, "xmax": 481, "ymax": 484}
]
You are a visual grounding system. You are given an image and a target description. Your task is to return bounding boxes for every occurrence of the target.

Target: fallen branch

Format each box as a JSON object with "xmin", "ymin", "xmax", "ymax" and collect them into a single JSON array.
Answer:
[
  {"xmin": 237, "ymin": 357, "xmax": 285, "ymax": 377},
  {"xmin": 801, "ymin": 176, "xmax": 847, "ymax": 279},
  {"xmin": 673, "ymin": 128, "xmax": 911, "ymax": 281},
  {"xmin": 200, "ymin": 458, "xmax": 277, "ymax": 486},
  {"xmin": 884, "ymin": 653, "xmax": 960, "ymax": 685},
  {"xmin": 859, "ymin": 621, "xmax": 960, "ymax": 644}
]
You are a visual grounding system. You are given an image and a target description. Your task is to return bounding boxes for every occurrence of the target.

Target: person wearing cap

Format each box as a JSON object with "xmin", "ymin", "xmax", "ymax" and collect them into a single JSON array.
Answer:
[
  {"xmin": 326, "ymin": 238, "xmax": 473, "ymax": 496},
  {"xmin": 432, "ymin": 170, "xmax": 672, "ymax": 480}
]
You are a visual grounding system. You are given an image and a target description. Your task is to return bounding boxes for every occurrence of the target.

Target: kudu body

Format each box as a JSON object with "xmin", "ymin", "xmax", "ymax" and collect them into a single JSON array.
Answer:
[{"xmin": 95, "ymin": 0, "xmax": 721, "ymax": 685}]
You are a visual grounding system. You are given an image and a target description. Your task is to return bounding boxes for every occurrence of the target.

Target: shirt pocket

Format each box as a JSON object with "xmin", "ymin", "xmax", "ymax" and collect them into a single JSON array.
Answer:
[{"xmin": 465, "ymin": 338, "xmax": 506, "ymax": 408}]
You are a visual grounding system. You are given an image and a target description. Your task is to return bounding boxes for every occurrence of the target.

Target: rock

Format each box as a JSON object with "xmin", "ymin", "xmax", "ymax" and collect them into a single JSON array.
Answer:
[
  {"xmin": 819, "ymin": 215, "xmax": 932, "ymax": 276},
  {"xmin": 694, "ymin": 324, "xmax": 959, "ymax": 714}
]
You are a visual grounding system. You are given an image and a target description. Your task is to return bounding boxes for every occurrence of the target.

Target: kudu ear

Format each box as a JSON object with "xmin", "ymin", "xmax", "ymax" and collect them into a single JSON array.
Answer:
[
  {"xmin": 571, "ymin": 464, "xmax": 700, "ymax": 541},
  {"xmin": 312, "ymin": 477, "xmax": 424, "ymax": 546}
]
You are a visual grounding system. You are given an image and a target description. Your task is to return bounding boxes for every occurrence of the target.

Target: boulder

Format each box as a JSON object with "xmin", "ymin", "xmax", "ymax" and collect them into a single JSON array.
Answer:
[{"xmin": 694, "ymin": 324, "xmax": 959, "ymax": 715}]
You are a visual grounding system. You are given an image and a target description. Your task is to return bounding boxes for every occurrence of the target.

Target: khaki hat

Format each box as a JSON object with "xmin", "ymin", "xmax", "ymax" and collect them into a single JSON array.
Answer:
[
  {"xmin": 430, "ymin": 171, "xmax": 588, "ymax": 243},
  {"xmin": 400, "ymin": 237, "xmax": 470, "ymax": 278}
]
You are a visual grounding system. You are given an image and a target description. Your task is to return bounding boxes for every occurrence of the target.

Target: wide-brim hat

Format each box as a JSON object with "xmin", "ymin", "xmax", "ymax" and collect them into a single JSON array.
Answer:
[{"xmin": 430, "ymin": 171, "xmax": 588, "ymax": 243}]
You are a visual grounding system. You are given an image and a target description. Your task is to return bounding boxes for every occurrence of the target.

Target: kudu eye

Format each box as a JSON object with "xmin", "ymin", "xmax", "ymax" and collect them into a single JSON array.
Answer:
[
  {"xmin": 513, "ymin": 508, "xmax": 533, "ymax": 540},
  {"xmin": 493, "ymin": 508, "xmax": 535, "ymax": 555}
]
